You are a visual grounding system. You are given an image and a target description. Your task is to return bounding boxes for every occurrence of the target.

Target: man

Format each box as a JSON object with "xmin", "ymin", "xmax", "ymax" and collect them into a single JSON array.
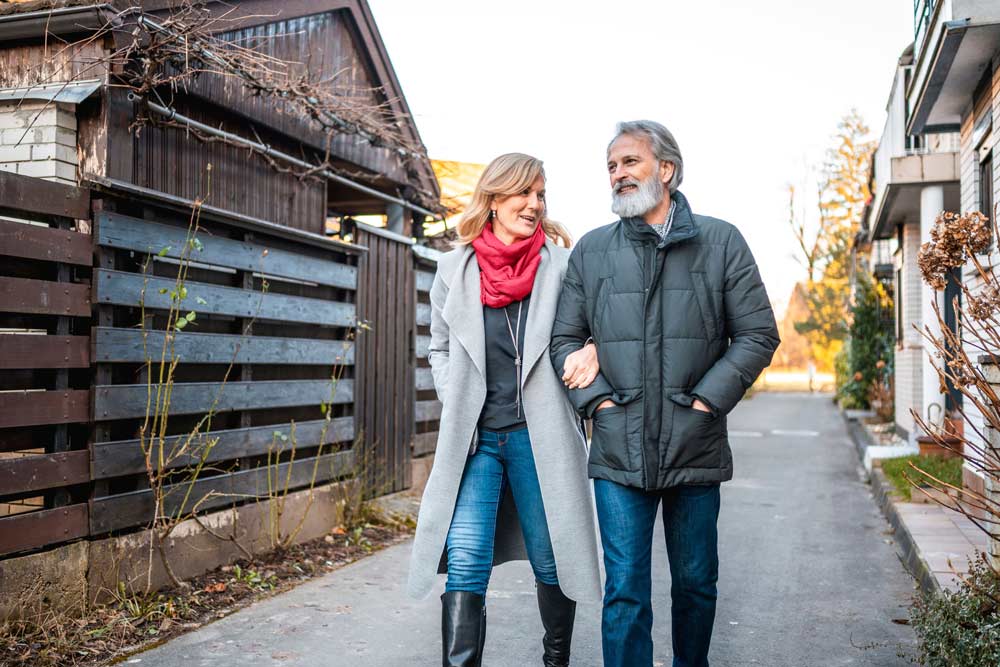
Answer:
[{"xmin": 550, "ymin": 120, "xmax": 779, "ymax": 667}]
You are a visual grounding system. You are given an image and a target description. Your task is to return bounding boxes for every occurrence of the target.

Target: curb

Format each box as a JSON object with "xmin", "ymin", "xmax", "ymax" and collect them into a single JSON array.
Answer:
[{"xmin": 841, "ymin": 409, "xmax": 941, "ymax": 596}]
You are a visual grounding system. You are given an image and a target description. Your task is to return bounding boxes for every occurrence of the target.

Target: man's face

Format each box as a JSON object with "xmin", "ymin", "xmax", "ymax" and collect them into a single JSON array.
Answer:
[{"xmin": 607, "ymin": 133, "xmax": 674, "ymax": 218}]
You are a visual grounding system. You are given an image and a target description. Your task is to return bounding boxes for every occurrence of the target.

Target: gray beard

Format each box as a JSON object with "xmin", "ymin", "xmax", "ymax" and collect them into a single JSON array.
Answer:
[{"xmin": 611, "ymin": 174, "xmax": 665, "ymax": 218}]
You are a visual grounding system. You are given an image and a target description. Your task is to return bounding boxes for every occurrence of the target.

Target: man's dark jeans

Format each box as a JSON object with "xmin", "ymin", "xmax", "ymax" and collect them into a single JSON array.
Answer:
[{"xmin": 594, "ymin": 479, "xmax": 721, "ymax": 667}]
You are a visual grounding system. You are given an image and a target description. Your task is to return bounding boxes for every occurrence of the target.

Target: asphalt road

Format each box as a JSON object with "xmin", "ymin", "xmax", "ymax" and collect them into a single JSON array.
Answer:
[{"xmin": 134, "ymin": 392, "xmax": 918, "ymax": 666}]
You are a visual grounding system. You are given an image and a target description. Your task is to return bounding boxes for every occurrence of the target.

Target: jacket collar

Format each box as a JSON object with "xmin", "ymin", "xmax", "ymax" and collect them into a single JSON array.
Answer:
[
  {"xmin": 441, "ymin": 239, "xmax": 558, "ymax": 385},
  {"xmin": 620, "ymin": 190, "xmax": 698, "ymax": 249}
]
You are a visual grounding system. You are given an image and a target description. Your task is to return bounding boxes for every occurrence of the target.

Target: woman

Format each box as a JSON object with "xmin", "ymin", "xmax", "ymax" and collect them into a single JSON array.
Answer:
[{"xmin": 407, "ymin": 153, "xmax": 602, "ymax": 667}]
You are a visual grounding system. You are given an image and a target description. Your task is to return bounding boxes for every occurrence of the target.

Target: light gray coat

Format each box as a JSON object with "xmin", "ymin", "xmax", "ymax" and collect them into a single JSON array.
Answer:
[{"xmin": 406, "ymin": 240, "xmax": 602, "ymax": 603}]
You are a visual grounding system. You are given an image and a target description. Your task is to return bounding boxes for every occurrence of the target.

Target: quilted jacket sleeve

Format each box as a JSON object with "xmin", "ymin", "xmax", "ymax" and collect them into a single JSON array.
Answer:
[
  {"xmin": 550, "ymin": 245, "xmax": 616, "ymax": 417},
  {"xmin": 692, "ymin": 227, "xmax": 780, "ymax": 416}
]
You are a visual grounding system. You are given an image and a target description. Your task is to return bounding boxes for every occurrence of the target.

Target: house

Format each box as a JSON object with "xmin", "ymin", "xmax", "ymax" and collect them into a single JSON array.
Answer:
[
  {"xmin": 866, "ymin": 0, "xmax": 1000, "ymax": 500},
  {"xmin": 863, "ymin": 43, "xmax": 961, "ymax": 446},
  {"xmin": 0, "ymin": 0, "xmax": 440, "ymax": 235}
]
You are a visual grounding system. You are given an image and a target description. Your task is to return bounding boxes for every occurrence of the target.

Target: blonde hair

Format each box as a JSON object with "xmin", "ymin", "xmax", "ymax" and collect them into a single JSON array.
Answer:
[{"xmin": 456, "ymin": 153, "xmax": 572, "ymax": 247}]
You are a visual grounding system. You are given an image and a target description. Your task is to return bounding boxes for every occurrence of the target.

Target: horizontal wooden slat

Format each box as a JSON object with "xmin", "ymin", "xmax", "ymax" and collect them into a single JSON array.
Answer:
[
  {"xmin": 0, "ymin": 390, "xmax": 90, "ymax": 428},
  {"xmin": 0, "ymin": 219, "xmax": 92, "ymax": 266},
  {"xmin": 92, "ymin": 417, "xmax": 355, "ymax": 479},
  {"xmin": 96, "ymin": 212, "xmax": 357, "ymax": 289},
  {"xmin": 94, "ymin": 270, "xmax": 355, "ymax": 327},
  {"xmin": 94, "ymin": 379, "xmax": 353, "ymax": 421},
  {"xmin": 0, "ymin": 334, "xmax": 89, "ymax": 369},
  {"xmin": 413, "ymin": 431, "xmax": 437, "ymax": 456},
  {"xmin": 415, "ymin": 367, "xmax": 435, "ymax": 392},
  {"xmin": 90, "ymin": 449, "xmax": 355, "ymax": 534},
  {"xmin": 93, "ymin": 327, "xmax": 355, "ymax": 365},
  {"xmin": 416, "ymin": 334, "xmax": 430, "ymax": 358},
  {"xmin": 0, "ymin": 450, "xmax": 89, "ymax": 496},
  {"xmin": 0, "ymin": 170, "xmax": 90, "ymax": 221},
  {"xmin": 0, "ymin": 276, "xmax": 91, "ymax": 316},
  {"xmin": 0, "ymin": 502, "xmax": 89, "ymax": 556},
  {"xmin": 415, "ymin": 400, "xmax": 442, "ymax": 422},
  {"xmin": 416, "ymin": 270, "xmax": 434, "ymax": 293},
  {"xmin": 416, "ymin": 303, "xmax": 431, "ymax": 326}
]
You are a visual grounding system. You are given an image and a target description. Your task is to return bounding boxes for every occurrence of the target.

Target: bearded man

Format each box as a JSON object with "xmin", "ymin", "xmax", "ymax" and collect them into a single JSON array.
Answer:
[{"xmin": 550, "ymin": 120, "xmax": 779, "ymax": 667}]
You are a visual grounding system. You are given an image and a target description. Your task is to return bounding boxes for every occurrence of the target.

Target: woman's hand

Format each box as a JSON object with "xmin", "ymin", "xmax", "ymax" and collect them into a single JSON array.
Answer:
[{"xmin": 561, "ymin": 342, "xmax": 599, "ymax": 390}]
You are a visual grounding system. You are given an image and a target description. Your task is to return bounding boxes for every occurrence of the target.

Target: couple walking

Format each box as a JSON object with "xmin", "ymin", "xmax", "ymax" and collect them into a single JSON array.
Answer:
[{"xmin": 407, "ymin": 119, "xmax": 780, "ymax": 667}]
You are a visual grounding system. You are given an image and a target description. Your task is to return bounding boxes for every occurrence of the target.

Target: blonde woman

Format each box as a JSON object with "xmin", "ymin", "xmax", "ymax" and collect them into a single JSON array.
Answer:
[{"xmin": 407, "ymin": 154, "xmax": 602, "ymax": 666}]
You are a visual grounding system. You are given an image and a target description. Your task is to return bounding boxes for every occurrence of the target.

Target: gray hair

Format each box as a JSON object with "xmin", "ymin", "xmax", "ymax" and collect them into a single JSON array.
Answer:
[{"xmin": 608, "ymin": 120, "xmax": 684, "ymax": 194}]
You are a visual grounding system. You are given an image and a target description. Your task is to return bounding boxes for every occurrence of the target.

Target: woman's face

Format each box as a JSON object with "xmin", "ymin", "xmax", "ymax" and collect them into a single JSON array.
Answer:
[{"xmin": 490, "ymin": 175, "xmax": 545, "ymax": 245}]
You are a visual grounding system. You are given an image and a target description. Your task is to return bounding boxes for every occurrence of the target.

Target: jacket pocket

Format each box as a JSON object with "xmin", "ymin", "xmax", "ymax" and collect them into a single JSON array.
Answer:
[
  {"xmin": 589, "ymin": 403, "xmax": 637, "ymax": 472},
  {"xmin": 690, "ymin": 273, "xmax": 718, "ymax": 341},
  {"xmin": 665, "ymin": 401, "xmax": 725, "ymax": 469}
]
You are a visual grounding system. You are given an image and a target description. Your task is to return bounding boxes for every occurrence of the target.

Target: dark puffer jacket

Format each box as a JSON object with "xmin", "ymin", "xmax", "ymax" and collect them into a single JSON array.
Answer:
[{"xmin": 550, "ymin": 191, "xmax": 780, "ymax": 490}]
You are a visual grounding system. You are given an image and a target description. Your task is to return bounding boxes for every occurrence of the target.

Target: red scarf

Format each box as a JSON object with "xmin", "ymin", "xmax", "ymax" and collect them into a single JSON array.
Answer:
[{"xmin": 471, "ymin": 222, "xmax": 545, "ymax": 307}]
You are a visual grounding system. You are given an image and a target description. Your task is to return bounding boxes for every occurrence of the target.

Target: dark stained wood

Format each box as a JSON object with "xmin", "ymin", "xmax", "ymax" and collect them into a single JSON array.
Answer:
[
  {"xmin": 90, "ymin": 449, "xmax": 355, "ymax": 534},
  {"xmin": 0, "ymin": 503, "xmax": 89, "ymax": 557},
  {"xmin": 93, "ymin": 327, "xmax": 355, "ymax": 366},
  {"xmin": 0, "ymin": 390, "xmax": 90, "ymax": 429},
  {"xmin": 96, "ymin": 212, "xmax": 358, "ymax": 289},
  {"xmin": 92, "ymin": 417, "xmax": 356, "ymax": 478},
  {"xmin": 0, "ymin": 170, "xmax": 90, "ymax": 221},
  {"xmin": 94, "ymin": 379, "xmax": 354, "ymax": 421},
  {"xmin": 0, "ymin": 335, "xmax": 89, "ymax": 369},
  {"xmin": 0, "ymin": 276, "xmax": 91, "ymax": 316},
  {"xmin": 0, "ymin": 219, "xmax": 92, "ymax": 266},
  {"xmin": 0, "ymin": 450, "xmax": 89, "ymax": 496},
  {"xmin": 93, "ymin": 270, "xmax": 355, "ymax": 327},
  {"xmin": 353, "ymin": 227, "xmax": 413, "ymax": 493}
]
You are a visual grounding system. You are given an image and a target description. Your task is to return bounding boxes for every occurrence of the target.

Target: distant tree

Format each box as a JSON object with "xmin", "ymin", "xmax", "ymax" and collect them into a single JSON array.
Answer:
[{"xmin": 791, "ymin": 110, "xmax": 875, "ymax": 371}]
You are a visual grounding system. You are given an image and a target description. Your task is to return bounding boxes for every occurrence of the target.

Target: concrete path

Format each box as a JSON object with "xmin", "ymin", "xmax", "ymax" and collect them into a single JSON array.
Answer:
[{"xmin": 132, "ymin": 392, "xmax": 917, "ymax": 666}]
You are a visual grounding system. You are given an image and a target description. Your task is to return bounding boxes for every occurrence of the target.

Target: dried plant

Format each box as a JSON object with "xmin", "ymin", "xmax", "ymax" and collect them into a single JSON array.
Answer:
[
  {"xmin": 20, "ymin": 1, "xmax": 443, "ymax": 212},
  {"xmin": 906, "ymin": 208, "xmax": 1000, "ymax": 558}
]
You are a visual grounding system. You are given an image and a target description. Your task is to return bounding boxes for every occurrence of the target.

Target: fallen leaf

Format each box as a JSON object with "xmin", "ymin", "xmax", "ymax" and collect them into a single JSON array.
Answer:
[
  {"xmin": 331, "ymin": 526, "xmax": 346, "ymax": 536},
  {"xmin": 891, "ymin": 618, "xmax": 910, "ymax": 625},
  {"xmin": 204, "ymin": 582, "xmax": 227, "ymax": 593}
]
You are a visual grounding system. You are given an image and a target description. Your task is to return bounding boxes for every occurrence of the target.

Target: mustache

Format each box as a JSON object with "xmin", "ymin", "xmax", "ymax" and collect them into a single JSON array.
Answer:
[{"xmin": 613, "ymin": 179, "xmax": 641, "ymax": 194}]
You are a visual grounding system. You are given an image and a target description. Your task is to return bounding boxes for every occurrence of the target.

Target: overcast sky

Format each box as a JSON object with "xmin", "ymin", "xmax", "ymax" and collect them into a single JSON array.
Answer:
[{"xmin": 368, "ymin": 0, "xmax": 915, "ymax": 317}]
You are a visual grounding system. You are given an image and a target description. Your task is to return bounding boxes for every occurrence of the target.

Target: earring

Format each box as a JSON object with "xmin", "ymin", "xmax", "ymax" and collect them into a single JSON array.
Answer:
[{"xmin": 490, "ymin": 210, "xmax": 496, "ymax": 220}]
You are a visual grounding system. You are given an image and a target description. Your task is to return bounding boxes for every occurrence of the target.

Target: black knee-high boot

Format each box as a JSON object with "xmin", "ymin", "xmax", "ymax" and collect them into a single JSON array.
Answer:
[
  {"xmin": 442, "ymin": 591, "xmax": 486, "ymax": 667},
  {"xmin": 536, "ymin": 581, "xmax": 576, "ymax": 666}
]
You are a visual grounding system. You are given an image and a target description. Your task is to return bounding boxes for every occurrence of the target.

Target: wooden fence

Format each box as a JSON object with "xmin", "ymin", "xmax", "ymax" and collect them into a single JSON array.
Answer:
[
  {"xmin": 412, "ymin": 245, "xmax": 441, "ymax": 462},
  {"xmin": 0, "ymin": 172, "xmax": 436, "ymax": 559}
]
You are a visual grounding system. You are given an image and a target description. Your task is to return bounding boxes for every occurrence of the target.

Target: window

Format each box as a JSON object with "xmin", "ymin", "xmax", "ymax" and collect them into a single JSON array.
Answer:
[
  {"xmin": 980, "ymin": 151, "xmax": 994, "ymax": 252},
  {"xmin": 914, "ymin": 0, "xmax": 936, "ymax": 51}
]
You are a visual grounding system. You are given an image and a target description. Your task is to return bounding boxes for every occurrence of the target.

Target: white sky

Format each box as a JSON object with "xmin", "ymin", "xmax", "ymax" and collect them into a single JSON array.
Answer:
[{"xmin": 368, "ymin": 0, "xmax": 915, "ymax": 318}]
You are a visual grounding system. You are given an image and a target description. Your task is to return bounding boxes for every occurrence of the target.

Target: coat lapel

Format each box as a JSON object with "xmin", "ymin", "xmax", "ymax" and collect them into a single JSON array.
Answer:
[
  {"xmin": 521, "ymin": 241, "xmax": 559, "ymax": 386},
  {"xmin": 441, "ymin": 245, "xmax": 486, "ymax": 380}
]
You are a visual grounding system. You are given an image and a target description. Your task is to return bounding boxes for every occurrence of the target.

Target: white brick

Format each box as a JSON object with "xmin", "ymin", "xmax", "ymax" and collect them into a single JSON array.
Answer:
[
  {"xmin": 0, "ymin": 144, "xmax": 32, "ymax": 162},
  {"xmin": 52, "ymin": 160, "xmax": 75, "ymax": 183},
  {"xmin": 0, "ymin": 162, "xmax": 16, "ymax": 173},
  {"xmin": 31, "ymin": 143, "xmax": 76, "ymax": 164},
  {"xmin": 16, "ymin": 160, "xmax": 56, "ymax": 178},
  {"xmin": 55, "ymin": 108, "xmax": 76, "ymax": 131}
]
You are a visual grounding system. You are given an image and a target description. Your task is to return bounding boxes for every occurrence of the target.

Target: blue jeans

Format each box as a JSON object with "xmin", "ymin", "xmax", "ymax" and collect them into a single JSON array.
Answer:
[
  {"xmin": 444, "ymin": 427, "xmax": 558, "ymax": 595},
  {"xmin": 594, "ymin": 479, "xmax": 721, "ymax": 667}
]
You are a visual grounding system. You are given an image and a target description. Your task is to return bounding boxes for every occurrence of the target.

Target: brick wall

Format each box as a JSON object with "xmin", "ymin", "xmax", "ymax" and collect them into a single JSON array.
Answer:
[
  {"xmin": 958, "ymin": 55, "xmax": 1000, "ymax": 477},
  {"xmin": 0, "ymin": 101, "xmax": 77, "ymax": 185}
]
